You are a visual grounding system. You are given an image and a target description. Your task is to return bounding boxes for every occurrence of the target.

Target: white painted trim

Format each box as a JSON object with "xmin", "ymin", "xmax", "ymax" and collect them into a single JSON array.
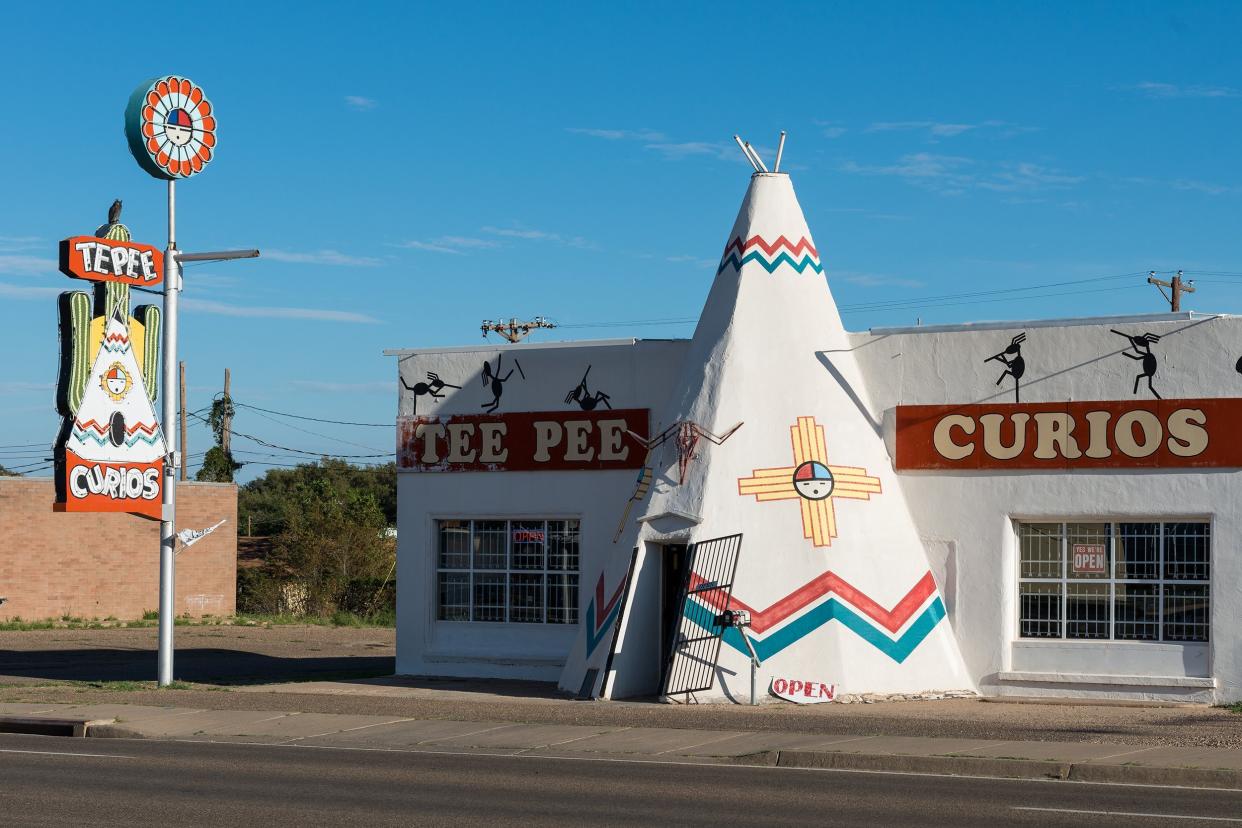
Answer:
[
  {"xmin": 996, "ymin": 671, "xmax": 1216, "ymax": 688},
  {"xmin": 636, "ymin": 510, "xmax": 702, "ymax": 525}
]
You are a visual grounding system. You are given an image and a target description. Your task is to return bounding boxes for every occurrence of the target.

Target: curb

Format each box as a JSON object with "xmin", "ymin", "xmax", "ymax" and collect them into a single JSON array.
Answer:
[
  {"xmin": 0, "ymin": 716, "xmax": 116, "ymax": 738},
  {"xmin": 767, "ymin": 749, "xmax": 1242, "ymax": 790}
]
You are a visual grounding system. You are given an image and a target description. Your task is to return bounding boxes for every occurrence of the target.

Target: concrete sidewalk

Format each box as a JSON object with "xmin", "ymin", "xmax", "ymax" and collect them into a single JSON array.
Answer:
[{"xmin": 4, "ymin": 701, "xmax": 1242, "ymax": 790}]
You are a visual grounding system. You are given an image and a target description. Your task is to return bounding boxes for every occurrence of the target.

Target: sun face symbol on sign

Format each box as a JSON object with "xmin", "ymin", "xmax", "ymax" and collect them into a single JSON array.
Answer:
[
  {"xmin": 101, "ymin": 362, "xmax": 133, "ymax": 402},
  {"xmin": 737, "ymin": 417, "xmax": 882, "ymax": 548},
  {"xmin": 124, "ymin": 75, "xmax": 217, "ymax": 180},
  {"xmin": 792, "ymin": 461, "xmax": 834, "ymax": 500},
  {"xmin": 164, "ymin": 109, "xmax": 194, "ymax": 147}
]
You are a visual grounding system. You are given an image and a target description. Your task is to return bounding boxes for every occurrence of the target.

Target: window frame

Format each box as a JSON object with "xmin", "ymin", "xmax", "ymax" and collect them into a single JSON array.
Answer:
[
  {"xmin": 433, "ymin": 516, "xmax": 581, "ymax": 626},
  {"xmin": 1014, "ymin": 518, "xmax": 1210, "ymax": 644}
]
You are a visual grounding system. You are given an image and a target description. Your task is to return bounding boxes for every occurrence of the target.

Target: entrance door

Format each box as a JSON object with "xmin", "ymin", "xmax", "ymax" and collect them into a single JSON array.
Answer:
[
  {"xmin": 658, "ymin": 534, "xmax": 744, "ymax": 697},
  {"xmin": 659, "ymin": 544, "xmax": 689, "ymax": 676}
]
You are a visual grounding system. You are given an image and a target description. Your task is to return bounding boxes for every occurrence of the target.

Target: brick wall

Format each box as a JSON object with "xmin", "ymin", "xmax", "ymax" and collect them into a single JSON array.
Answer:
[{"xmin": 0, "ymin": 478, "xmax": 237, "ymax": 621}]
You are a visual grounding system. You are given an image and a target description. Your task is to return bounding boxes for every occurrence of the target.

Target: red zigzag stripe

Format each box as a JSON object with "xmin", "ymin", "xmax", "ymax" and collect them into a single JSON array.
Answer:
[
  {"xmin": 689, "ymin": 571, "xmax": 937, "ymax": 635},
  {"xmin": 74, "ymin": 419, "xmax": 160, "ymax": 436},
  {"xmin": 721, "ymin": 235, "xmax": 819, "ymax": 260},
  {"xmin": 592, "ymin": 572, "xmax": 627, "ymax": 628}
]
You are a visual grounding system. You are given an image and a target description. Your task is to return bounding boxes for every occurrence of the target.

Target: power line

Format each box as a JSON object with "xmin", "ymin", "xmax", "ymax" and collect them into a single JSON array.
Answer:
[
  {"xmin": 188, "ymin": 411, "xmax": 394, "ymax": 459},
  {"xmin": 233, "ymin": 402, "xmax": 394, "ymax": 428},
  {"xmin": 837, "ymin": 271, "xmax": 1146, "ymax": 313},
  {"xmin": 238, "ymin": 406, "xmax": 390, "ymax": 453},
  {"xmin": 839, "ymin": 283, "xmax": 1148, "ymax": 314}
]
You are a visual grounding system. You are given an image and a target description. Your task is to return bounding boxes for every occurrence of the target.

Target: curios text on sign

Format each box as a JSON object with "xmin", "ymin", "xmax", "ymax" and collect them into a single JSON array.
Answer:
[
  {"xmin": 895, "ymin": 399, "xmax": 1242, "ymax": 470},
  {"xmin": 397, "ymin": 409, "xmax": 649, "ymax": 472}
]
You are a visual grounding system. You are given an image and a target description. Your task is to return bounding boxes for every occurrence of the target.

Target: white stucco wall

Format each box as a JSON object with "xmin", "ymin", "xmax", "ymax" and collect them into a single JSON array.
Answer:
[
  {"xmin": 850, "ymin": 311, "xmax": 1241, "ymax": 702},
  {"xmin": 389, "ymin": 312, "xmax": 1242, "ymax": 702},
  {"xmin": 389, "ymin": 338, "xmax": 690, "ymax": 681}
]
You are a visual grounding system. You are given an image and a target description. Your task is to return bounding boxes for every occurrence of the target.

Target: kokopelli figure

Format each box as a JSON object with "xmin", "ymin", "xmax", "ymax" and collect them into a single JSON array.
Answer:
[
  {"xmin": 564, "ymin": 365, "xmax": 611, "ymax": 411},
  {"xmin": 986, "ymin": 332, "xmax": 1026, "ymax": 402},
  {"xmin": 481, "ymin": 354, "xmax": 523, "ymax": 413},
  {"xmin": 401, "ymin": 371, "xmax": 460, "ymax": 413},
  {"xmin": 1113, "ymin": 330, "xmax": 1162, "ymax": 399}
]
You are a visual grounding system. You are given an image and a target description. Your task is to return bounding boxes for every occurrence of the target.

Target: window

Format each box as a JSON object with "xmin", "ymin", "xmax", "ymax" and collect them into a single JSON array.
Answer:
[
  {"xmin": 436, "ymin": 519, "xmax": 580, "ymax": 624},
  {"xmin": 1017, "ymin": 521, "xmax": 1209, "ymax": 643}
]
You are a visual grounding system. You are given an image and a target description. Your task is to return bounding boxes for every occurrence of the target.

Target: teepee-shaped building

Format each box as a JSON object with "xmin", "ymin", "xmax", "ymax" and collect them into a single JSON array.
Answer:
[
  {"xmin": 59, "ymin": 309, "xmax": 166, "ymax": 519},
  {"xmin": 564, "ymin": 148, "xmax": 972, "ymax": 701}
]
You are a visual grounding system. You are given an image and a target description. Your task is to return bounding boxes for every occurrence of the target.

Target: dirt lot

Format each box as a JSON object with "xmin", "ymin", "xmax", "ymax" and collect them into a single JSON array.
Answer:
[{"xmin": 2, "ymin": 624, "xmax": 1240, "ymax": 749}]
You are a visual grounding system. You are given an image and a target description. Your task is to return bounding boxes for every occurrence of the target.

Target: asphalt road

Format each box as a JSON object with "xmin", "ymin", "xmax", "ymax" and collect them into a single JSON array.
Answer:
[{"xmin": 1, "ymin": 733, "xmax": 1240, "ymax": 827}]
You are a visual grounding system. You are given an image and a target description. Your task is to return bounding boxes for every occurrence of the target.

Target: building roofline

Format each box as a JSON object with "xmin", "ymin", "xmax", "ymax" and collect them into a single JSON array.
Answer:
[
  {"xmin": 865, "ymin": 310, "xmax": 1229, "ymax": 336},
  {"xmin": 383, "ymin": 337, "xmax": 687, "ymax": 357}
]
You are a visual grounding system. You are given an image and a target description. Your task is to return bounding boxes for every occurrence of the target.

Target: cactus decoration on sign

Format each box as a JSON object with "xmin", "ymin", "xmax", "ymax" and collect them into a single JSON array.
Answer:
[
  {"xmin": 57, "ymin": 203, "xmax": 161, "ymax": 417},
  {"xmin": 53, "ymin": 201, "xmax": 168, "ymax": 519}
]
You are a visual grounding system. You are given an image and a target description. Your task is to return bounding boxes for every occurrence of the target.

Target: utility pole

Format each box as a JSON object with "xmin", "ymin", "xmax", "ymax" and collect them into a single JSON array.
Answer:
[
  {"xmin": 481, "ymin": 316, "xmax": 556, "ymax": 343},
  {"xmin": 178, "ymin": 361, "xmax": 187, "ymax": 482},
  {"xmin": 222, "ymin": 368, "xmax": 232, "ymax": 456},
  {"xmin": 1148, "ymin": 270, "xmax": 1195, "ymax": 312}
]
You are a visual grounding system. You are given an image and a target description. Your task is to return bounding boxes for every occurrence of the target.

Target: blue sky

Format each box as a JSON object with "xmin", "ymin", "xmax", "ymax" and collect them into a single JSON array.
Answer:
[{"xmin": 4, "ymin": 2, "xmax": 1241, "ymax": 479}]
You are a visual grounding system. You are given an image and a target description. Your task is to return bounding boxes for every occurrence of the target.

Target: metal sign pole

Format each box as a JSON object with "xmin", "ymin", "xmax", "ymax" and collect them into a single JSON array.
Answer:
[{"xmin": 157, "ymin": 178, "xmax": 178, "ymax": 687}]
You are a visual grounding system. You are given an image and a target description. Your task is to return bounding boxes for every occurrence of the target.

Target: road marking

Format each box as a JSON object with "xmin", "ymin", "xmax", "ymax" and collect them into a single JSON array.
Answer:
[
  {"xmin": 0, "ymin": 747, "xmax": 132, "ymax": 759},
  {"xmin": 1013, "ymin": 806, "xmax": 1242, "ymax": 822},
  {"xmin": 140, "ymin": 737, "xmax": 1242, "ymax": 792}
]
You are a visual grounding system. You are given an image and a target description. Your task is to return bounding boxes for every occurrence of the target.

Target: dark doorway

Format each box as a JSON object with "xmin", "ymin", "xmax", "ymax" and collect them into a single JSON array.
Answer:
[{"xmin": 658, "ymin": 543, "xmax": 690, "ymax": 687}]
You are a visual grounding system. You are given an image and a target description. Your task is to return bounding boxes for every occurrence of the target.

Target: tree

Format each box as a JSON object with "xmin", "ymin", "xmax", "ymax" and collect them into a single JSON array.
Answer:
[
  {"xmin": 239, "ymin": 459, "xmax": 395, "ymax": 537},
  {"xmin": 196, "ymin": 396, "xmax": 241, "ymax": 483},
  {"xmin": 267, "ymin": 476, "xmax": 394, "ymax": 617},
  {"xmin": 0, "ymin": 464, "xmax": 17, "ymax": 477}
]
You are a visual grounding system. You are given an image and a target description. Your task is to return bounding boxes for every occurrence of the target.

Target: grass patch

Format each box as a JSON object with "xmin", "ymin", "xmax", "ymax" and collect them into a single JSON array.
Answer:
[
  {"xmin": 1222, "ymin": 702, "xmax": 1242, "ymax": 714},
  {"xmin": 0, "ymin": 611, "xmax": 394, "ymax": 631}
]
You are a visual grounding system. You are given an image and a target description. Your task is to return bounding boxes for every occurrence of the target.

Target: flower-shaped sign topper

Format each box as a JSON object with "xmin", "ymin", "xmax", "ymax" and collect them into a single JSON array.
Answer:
[{"xmin": 124, "ymin": 76, "xmax": 217, "ymax": 180}]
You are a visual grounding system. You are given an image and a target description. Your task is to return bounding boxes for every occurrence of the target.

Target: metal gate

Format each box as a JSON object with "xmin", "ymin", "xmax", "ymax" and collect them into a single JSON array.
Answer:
[{"xmin": 659, "ymin": 533, "xmax": 743, "ymax": 697}]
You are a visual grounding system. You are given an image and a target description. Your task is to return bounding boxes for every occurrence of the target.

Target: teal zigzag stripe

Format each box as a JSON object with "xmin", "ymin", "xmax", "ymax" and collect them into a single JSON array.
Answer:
[
  {"xmin": 72, "ymin": 429, "xmax": 162, "ymax": 448},
  {"xmin": 585, "ymin": 598, "xmax": 623, "ymax": 656},
  {"xmin": 100, "ymin": 341, "xmax": 133, "ymax": 354},
  {"xmin": 682, "ymin": 594, "xmax": 946, "ymax": 664},
  {"xmin": 716, "ymin": 251, "xmax": 824, "ymax": 276}
]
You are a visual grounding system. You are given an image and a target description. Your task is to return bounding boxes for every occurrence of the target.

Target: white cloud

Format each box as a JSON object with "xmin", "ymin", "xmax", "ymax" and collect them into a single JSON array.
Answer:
[
  {"xmin": 1132, "ymin": 81, "xmax": 1238, "ymax": 99},
  {"xmin": 289, "ymin": 379, "xmax": 392, "ymax": 393},
  {"xmin": 833, "ymin": 270, "xmax": 925, "ymax": 289},
  {"xmin": 181, "ymin": 298, "xmax": 381, "ymax": 324},
  {"xmin": 643, "ymin": 141, "xmax": 740, "ymax": 162},
  {"xmin": 822, "ymin": 126, "xmax": 847, "ymax": 138},
  {"xmin": 665, "ymin": 255, "xmax": 716, "ymax": 269},
  {"xmin": 566, "ymin": 127, "xmax": 762, "ymax": 166},
  {"xmin": 0, "ymin": 236, "xmax": 41, "ymax": 252},
  {"xmin": 480, "ymin": 226, "xmax": 595, "ymax": 249},
  {"xmin": 864, "ymin": 120, "xmax": 1037, "ymax": 141},
  {"xmin": 868, "ymin": 121, "xmax": 978, "ymax": 138},
  {"xmin": 567, "ymin": 128, "xmax": 666, "ymax": 141},
  {"xmin": 345, "ymin": 95, "xmax": 378, "ymax": 110},
  {"xmin": 1171, "ymin": 178, "xmax": 1238, "ymax": 195},
  {"xmin": 0, "ymin": 281, "xmax": 61, "ymax": 299},
  {"xmin": 263, "ymin": 249, "xmax": 384, "ymax": 267},
  {"xmin": 842, "ymin": 153, "xmax": 1081, "ymax": 195},
  {"xmin": 0, "ymin": 381, "xmax": 53, "ymax": 393},
  {"xmin": 394, "ymin": 236, "xmax": 499, "ymax": 254},
  {"xmin": 0, "ymin": 254, "xmax": 57, "ymax": 276}
]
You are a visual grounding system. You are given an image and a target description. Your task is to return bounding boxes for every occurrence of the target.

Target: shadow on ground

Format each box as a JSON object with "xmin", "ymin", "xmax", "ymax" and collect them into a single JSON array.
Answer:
[{"xmin": 0, "ymin": 648, "xmax": 394, "ymax": 685}]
